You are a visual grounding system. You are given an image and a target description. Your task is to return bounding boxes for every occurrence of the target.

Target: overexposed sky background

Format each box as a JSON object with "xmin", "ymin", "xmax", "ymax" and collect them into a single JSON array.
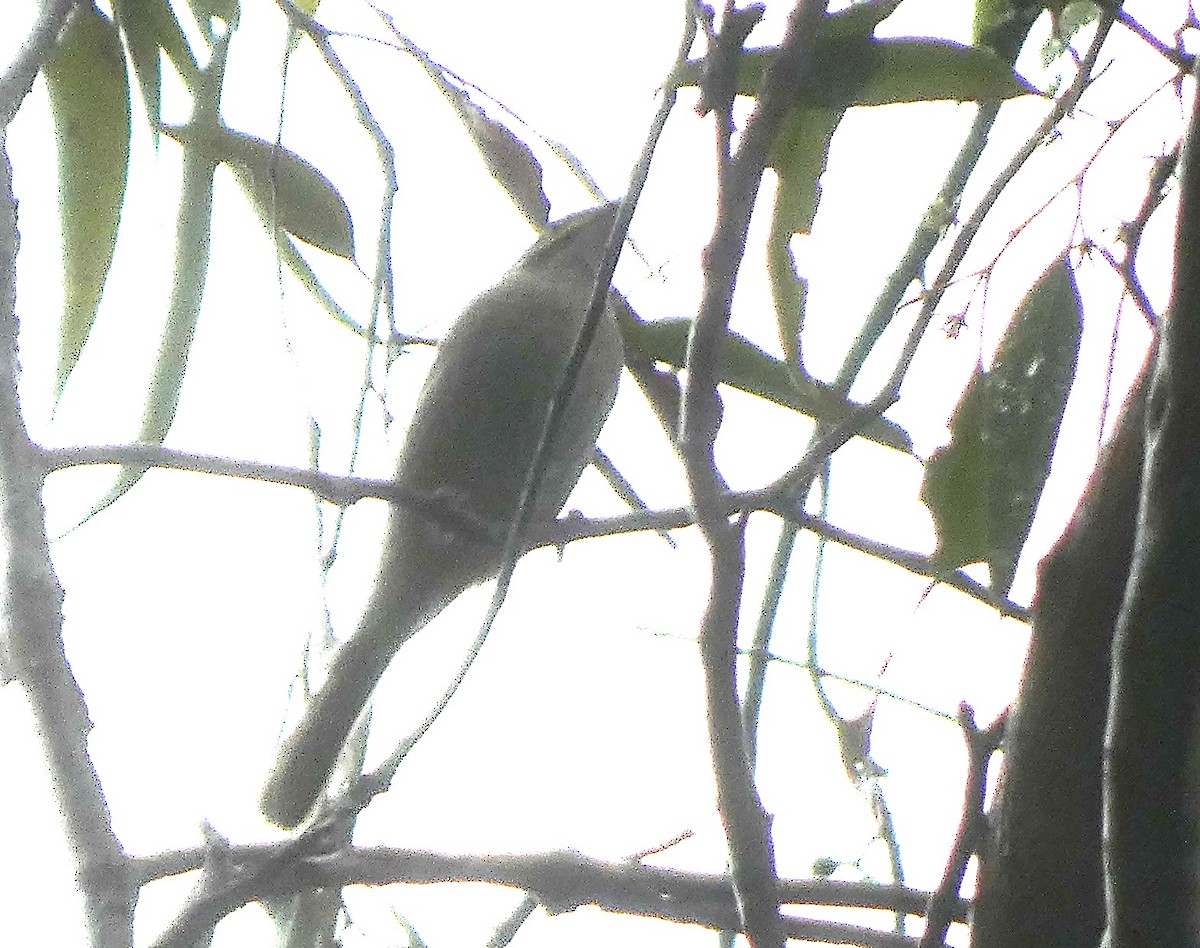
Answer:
[{"xmin": 0, "ymin": 1, "xmax": 1188, "ymax": 945}]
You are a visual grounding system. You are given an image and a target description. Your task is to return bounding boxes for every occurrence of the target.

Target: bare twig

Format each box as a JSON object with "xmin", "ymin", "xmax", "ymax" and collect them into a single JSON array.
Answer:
[
  {"xmin": 1115, "ymin": 10, "xmax": 1192, "ymax": 70},
  {"xmin": 44, "ymin": 439, "xmax": 1029, "ymax": 620},
  {"xmin": 272, "ymin": 0, "xmax": 399, "ymax": 582},
  {"xmin": 919, "ymin": 705, "xmax": 1005, "ymax": 948}
]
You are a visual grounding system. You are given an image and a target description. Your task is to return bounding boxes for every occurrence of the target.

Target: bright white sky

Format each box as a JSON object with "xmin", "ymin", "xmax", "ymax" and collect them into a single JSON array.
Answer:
[{"xmin": 0, "ymin": 1, "xmax": 1187, "ymax": 945}]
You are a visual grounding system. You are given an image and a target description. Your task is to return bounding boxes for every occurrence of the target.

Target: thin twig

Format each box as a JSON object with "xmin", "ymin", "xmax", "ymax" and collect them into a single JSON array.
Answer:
[
  {"xmin": 44, "ymin": 439, "xmax": 1030, "ymax": 621},
  {"xmin": 919, "ymin": 705, "xmax": 1005, "ymax": 947}
]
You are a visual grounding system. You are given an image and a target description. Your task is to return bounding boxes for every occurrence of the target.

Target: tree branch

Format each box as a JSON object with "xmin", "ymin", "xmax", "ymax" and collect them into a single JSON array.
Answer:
[
  {"xmin": 130, "ymin": 842, "xmax": 968, "ymax": 947},
  {"xmin": 0, "ymin": 133, "xmax": 132, "ymax": 946},
  {"xmin": 680, "ymin": 4, "xmax": 828, "ymax": 945}
]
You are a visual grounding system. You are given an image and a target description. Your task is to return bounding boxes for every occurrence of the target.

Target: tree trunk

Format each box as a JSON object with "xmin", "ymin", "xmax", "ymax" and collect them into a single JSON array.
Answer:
[{"xmin": 970, "ymin": 361, "xmax": 1147, "ymax": 948}]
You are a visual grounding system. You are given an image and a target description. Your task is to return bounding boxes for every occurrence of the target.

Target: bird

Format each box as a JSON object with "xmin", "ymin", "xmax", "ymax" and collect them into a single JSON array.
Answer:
[{"xmin": 260, "ymin": 203, "xmax": 624, "ymax": 828}]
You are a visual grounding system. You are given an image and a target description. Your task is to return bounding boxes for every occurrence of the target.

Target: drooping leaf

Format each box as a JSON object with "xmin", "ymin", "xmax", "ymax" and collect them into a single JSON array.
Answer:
[
  {"xmin": 921, "ymin": 257, "xmax": 1082, "ymax": 594},
  {"xmin": 77, "ymin": 141, "xmax": 219, "ymax": 527},
  {"xmin": 75, "ymin": 37, "xmax": 230, "ymax": 527},
  {"xmin": 44, "ymin": 2, "xmax": 131, "ymax": 403},
  {"xmin": 113, "ymin": 0, "xmax": 201, "ymax": 117},
  {"xmin": 768, "ymin": 107, "xmax": 842, "ymax": 375},
  {"xmin": 113, "ymin": 0, "xmax": 161, "ymax": 125},
  {"xmin": 277, "ymin": 233, "xmax": 366, "ymax": 336},
  {"xmin": 459, "ymin": 100, "xmax": 549, "ymax": 227},
  {"xmin": 381, "ymin": 33, "xmax": 550, "ymax": 224},
  {"xmin": 227, "ymin": 140, "xmax": 353, "ymax": 260},
  {"xmin": 624, "ymin": 317, "xmax": 912, "ymax": 453},
  {"xmin": 609, "ymin": 294, "xmax": 684, "ymax": 443},
  {"xmin": 163, "ymin": 124, "xmax": 354, "ymax": 259}
]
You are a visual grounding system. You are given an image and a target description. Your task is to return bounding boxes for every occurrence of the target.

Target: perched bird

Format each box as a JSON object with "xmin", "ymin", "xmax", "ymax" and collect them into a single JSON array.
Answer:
[{"xmin": 260, "ymin": 204, "xmax": 624, "ymax": 828}]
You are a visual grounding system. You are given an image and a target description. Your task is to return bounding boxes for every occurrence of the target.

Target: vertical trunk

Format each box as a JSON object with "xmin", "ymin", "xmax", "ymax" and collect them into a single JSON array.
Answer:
[{"xmin": 970, "ymin": 365, "xmax": 1147, "ymax": 948}]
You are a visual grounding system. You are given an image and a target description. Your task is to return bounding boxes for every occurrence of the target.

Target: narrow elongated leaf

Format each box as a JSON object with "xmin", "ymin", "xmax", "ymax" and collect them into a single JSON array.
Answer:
[
  {"xmin": 113, "ymin": 0, "xmax": 161, "ymax": 125},
  {"xmin": 114, "ymin": 0, "xmax": 200, "ymax": 119},
  {"xmin": 625, "ymin": 317, "xmax": 912, "ymax": 453},
  {"xmin": 768, "ymin": 106, "xmax": 842, "ymax": 375},
  {"xmin": 77, "ymin": 141, "xmax": 218, "ymax": 527},
  {"xmin": 921, "ymin": 257, "xmax": 1082, "ymax": 594},
  {"xmin": 676, "ymin": 38, "xmax": 1035, "ymax": 106},
  {"xmin": 163, "ymin": 124, "xmax": 354, "ymax": 259},
  {"xmin": 45, "ymin": 3, "xmax": 131, "ymax": 402},
  {"xmin": 459, "ymin": 99, "xmax": 549, "ymax": 227},
  {"xmin": 76, "ymin": 40, "xmax": 231, "ymax": 527},
  {"xmin": 834, "ymin": 39, "xmax": 1038, "ymax": 105},
  {"xmin": 672, "ymin": 1, "xmax": 891, "ymax": 100}
]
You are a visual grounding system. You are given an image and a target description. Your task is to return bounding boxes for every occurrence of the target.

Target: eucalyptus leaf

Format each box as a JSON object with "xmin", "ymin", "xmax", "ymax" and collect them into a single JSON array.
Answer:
[
  {"xmin": 163, "ymin": 124, "xmax": 354, "ymax": 259},
  {"xmin": 460, "ymin": 100, "xmax": 549, "ymax": 227},
  {"xmin": 676, "ymin": 38, "xmax": 1036, "ymax": 107},
  {"xmin": 625, "ymin": 317, "xmax": 912, "ymax": 453},
  {"xmin": 45, "ymin": 3, "xmax": 131, "ymax": 403}
]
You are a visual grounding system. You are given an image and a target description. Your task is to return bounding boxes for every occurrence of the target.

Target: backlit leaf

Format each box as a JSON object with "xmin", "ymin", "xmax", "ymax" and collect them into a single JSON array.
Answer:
[
  {"xmin": 45, "ymin": 3, "xmax": 131, "ymax": 402},
  {"xmin": 921, "ymin": 257, "xmax": 1082, "ymax": 594}
]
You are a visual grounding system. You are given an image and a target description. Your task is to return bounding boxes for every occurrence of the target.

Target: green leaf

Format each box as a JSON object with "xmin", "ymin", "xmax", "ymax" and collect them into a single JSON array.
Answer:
[
  {"xmin": 75, "ymin": 36, "xmax": 231, "ymax": 528},
  {"xmin": 767, "ymin": 107, "xmax": 842, "ymax": 375},
  {"xmin": 676, "ymin": 39, "xmax": 1036, "ymax": 107},
  {"xmin": 187, "ymin": 0, "xmax": 241, "ymax": 31},
  {"xmin": 163, "ymin": 124, "xmax": 354, "ymax": 259},
  {"xmin": 1040, "ymin": 3, "xmax": 1102, "ymax": 67},
  {"xmin": 845, "ymin": 39, "xmax": 1039, "ymax": 105},
  {"xmin": 114, "ymin": 0, "xmax": 200, "ymax": 118},
  {"xmin": 77, "ymin": 140, "xmax": 219, "ymax": 527},
  {"xmin": 671, "ymin": 1, "xmax": 893, "ymax": 98},
  {"xmin": 974, "ymin": 0, "xmax": 1016, "ymax": 46},
  {"xmin": 277, "ymin": 233, "xmax": 366, "ymax": 336},
  {"xmin": 44, "ymin": 2, "xmax": 131, "ymax": 403},
  {"xmin": 113, "ymin": 0, "xmax": 161, "ymax": 125},
  {"xmin": 921, "ymin": 257, "xmax": 1082, "ymax": 594},
  {"xmin": 820, "ymin": 0, "xmax": 904, "ymax": 39},
  {"xmin": 624, "ymin": 317, "xmax": 912, "ymax": 453},
  {"xmin": 459, "ymin": 98, "xmax": 549, "ymax": 227}
]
